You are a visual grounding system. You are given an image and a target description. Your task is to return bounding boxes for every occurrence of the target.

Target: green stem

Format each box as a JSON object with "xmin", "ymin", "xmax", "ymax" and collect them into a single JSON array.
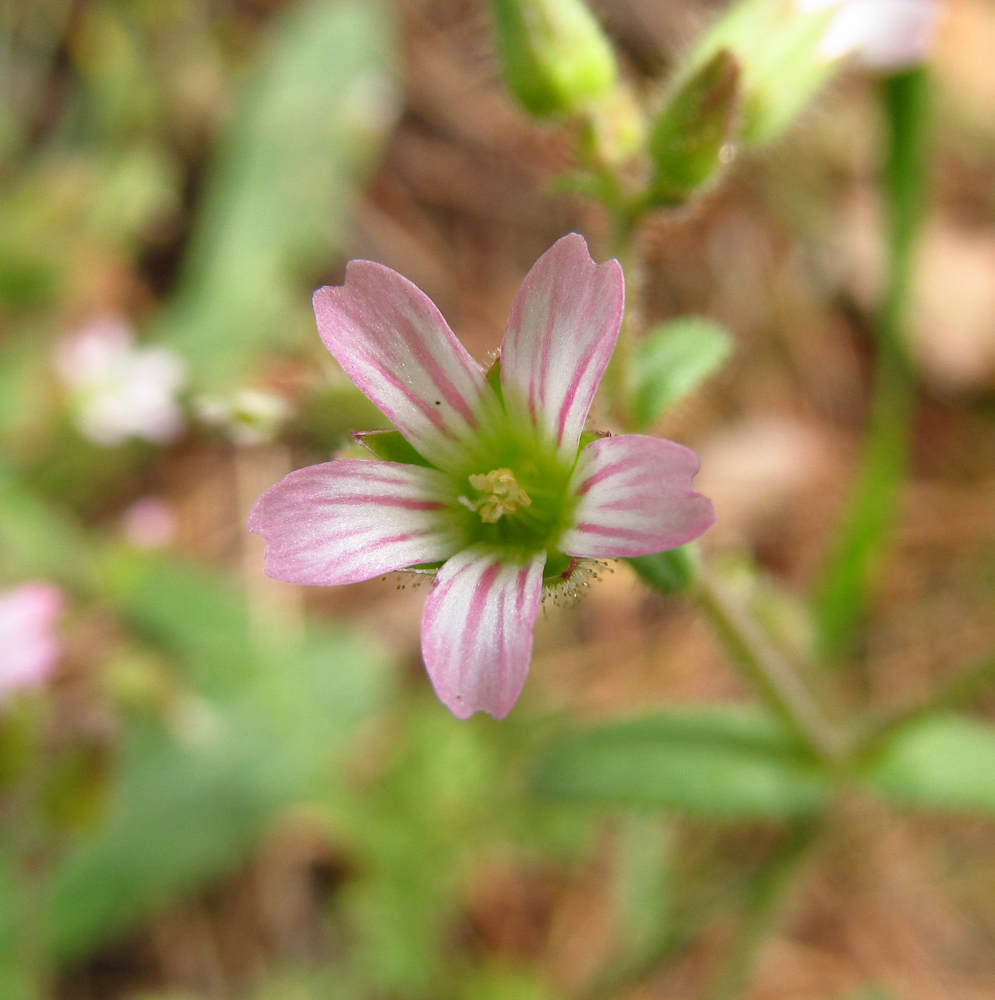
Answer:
[
  {"xmin": 813, "ymin": 68, "xmax": 928, "ymax": 659},
  {"xmin": 607, "ymin": 210, "xmax": 844, "ymax": 766},
  {"xmin": 695, "ymin": 566, "xmax": 846, "ymax": 764},
  {"xmin": 703, "ymin": 821, "xmax": 821, "ymax": 1000}
]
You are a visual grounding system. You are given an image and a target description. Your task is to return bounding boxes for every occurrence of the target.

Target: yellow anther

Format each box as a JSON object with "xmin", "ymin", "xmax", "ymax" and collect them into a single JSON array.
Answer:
[{"xmin": 464, "ymin": 468, "xmax": 532, "ymax": 523}]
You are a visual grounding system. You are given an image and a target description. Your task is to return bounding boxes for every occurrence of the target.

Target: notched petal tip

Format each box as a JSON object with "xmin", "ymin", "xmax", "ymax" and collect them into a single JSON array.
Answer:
[
  {"xmin": 500, "ymin": 233, "xmax": 625, "ymax": 458},
  {"xmin": 311, "ymin": 261, "xmax": 494, "ymax": 473}
]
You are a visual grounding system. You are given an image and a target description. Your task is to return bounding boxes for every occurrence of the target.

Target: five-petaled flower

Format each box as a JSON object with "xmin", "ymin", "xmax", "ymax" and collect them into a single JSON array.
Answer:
[
  {"xmin": 0, "ymin": 583, "xmax": 63, "ymax": 701},
  {"xmin": 249, "ymin": 234, "xmax": 714, "ymax": 719}
]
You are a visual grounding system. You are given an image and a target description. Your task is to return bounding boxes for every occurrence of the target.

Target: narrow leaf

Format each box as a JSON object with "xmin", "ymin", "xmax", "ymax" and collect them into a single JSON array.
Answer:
[
  {"xmin": 158, "ymin": 0, "xmax": 398, "ymax": 388},
  {"xmin": 531, "ymin": 705, "xmax": 829, "ymax": 819}
]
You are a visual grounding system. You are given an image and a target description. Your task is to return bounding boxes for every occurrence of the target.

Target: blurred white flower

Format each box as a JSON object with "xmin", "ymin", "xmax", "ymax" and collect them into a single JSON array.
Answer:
[
  {"xmin": 0, "ymin": 583, "xmax": 63, "ymax": 699},
  {"xmin": 799, "ymin": 0, "xmax": 940, "ymax": 69},
  {"xmin": 121, "ymin": 497, "xmax": 177, "ymax": 549},
  {"xmin": 55, "ymin": 316, "xmax": 187, "ymax": 447},
  {"xmin": 195, "ymin": 388, "xmax": 291, "ymax": 445}
]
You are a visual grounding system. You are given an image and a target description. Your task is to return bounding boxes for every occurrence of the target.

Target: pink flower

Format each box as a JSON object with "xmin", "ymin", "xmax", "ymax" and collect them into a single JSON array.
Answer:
[
  {"xmin": 0, "ymin": 583, "xmax": 63, "ymax": 699},
  {"xmin": 798, "ymin": 0, "xmax": 939, "ymax": 69},
  {"xmin": 249, "ymin": 235, "xmax": 714, "ymax": 719}
]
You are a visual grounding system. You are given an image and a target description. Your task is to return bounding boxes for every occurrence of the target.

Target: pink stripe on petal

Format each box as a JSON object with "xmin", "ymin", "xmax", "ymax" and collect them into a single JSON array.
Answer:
[
  {"xmin": 560, "ymin": 435, "xmax": 715, "ymax": 559},
  {"xmin": 313, "ymin": 262, "xmax": 498, "ymax": 473},
  {"xmin": 500, "ymin": 234, "xmax": 624, "ymax": 459},
  {"xmin": 248, "ymin": 460, "xmax": 464, "ymax": 586},
  {"xmin": 421, "ymin": 546, "xmax": 546, "ymax": 720}
]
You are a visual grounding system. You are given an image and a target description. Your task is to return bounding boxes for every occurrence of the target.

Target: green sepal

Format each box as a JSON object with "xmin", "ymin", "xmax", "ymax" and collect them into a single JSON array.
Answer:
[
  {"xmin": 579, "ymin": 428, "xmax": 608, "ymax": 450},
  {"xmin": 627, "ymin": 545, "xmax": 698, "ymax": 595},
  {"xmin": 354, "ymin": 430, "xmax": 436, "ymax": 468},
  {"xmin": 485, "ymin": 355, "xmax": 504, "ymax": 402}
]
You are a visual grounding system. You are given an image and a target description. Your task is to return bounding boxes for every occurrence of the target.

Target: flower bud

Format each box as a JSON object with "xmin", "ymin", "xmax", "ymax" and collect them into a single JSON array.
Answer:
[
  {"xmin": 582, "ymin": 81, "xmax": 647, "ymax": 169},
  {"xmin": 689, "ymin": 0, "xmax": 838, "ymax": 147},
  {"xmin": 647, "ymin": 50, "xmax": 740, "ymax": 205},
  {"xmin": 488, "ymin": 0, "xmax": 619, "ymax": 117}
]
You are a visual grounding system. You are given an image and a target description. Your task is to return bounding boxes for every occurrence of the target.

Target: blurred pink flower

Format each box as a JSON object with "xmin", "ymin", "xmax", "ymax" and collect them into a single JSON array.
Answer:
[
  {"xmin": 0, "ymin": 583, "xmax": 63, "ymax": 699},
  {"xmin": 799, "ymin": 0, "xmax": 939, "ymax": 69},
  {"xmin": 121, "ymin": 497, "xmax": 177, "ymax": 549},
  {"xmin": 55, "ymin": 316, "xmax": 187, "ymax": 447},
  {"xmin": 250, "ymin": 234, "xmax": 714, "ymax": 719}
]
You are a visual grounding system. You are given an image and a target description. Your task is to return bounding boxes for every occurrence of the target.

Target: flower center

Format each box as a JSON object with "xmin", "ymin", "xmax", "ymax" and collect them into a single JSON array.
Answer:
[{"xmin": 461, "ymin": 468, "xmax": 533, "ymax": 523}]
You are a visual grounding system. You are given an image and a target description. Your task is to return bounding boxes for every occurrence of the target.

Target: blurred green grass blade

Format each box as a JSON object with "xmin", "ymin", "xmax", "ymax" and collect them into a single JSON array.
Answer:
[
  {"xmin": 813, "ymin": 69, "xmax": 928, "ymax": 659},
  {"xmin": 612, "ymin": 815, "xmax": 673, "ymax": 963},
  {"xmin": 0, "ymin": 845, "xmax": 38, "ymax": 1000},
  {"xmin": 630, "ymin": 318, "xmax": 732, "ymax": 430},
  {"xmin": 0, "ymin": 469, "xmax": 96, "ymax": 587},
  {"xmin": 158, "ymin": 0, "xmax": 398, "ymax": 389},
  {"xmin": 530, "ymin": 705, "xmax": 829, "ymax": 819},
  {"xmin": 862, "ymin": 715, "xmax": 995, "ymax": 815},
  {"xmin": 49, "ymin": 551, "xmax": 392, "ymax": 958}
]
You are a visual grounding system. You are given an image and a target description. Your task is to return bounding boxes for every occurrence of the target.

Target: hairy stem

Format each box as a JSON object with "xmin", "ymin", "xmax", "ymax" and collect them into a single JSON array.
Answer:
[{"xmin": 695, "ymin": 566, "xmax": 846, "ymax": 764}]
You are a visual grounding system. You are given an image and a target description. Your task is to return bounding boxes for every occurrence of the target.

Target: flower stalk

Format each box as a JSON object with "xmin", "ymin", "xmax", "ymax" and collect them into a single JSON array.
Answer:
[{"xmin": 694, "ymin": 567, "xmax": 846, "ymax": 764}]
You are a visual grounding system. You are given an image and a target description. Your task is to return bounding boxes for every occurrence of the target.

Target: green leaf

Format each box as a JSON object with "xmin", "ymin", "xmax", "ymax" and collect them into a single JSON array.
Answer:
[
  {"xmin": 631, "ymin": 317, "xmax": 732, "ymax": 428},
  {"xmin": 530, "ymin": 705, "xmax": 829, "ymax": 819},
  {"xmin": 862, "ymin": 716, "xmax": 995, "ymax": 815},
  {"xmin": 158, "ymin": 0, "xmax": 398, "ymax": 389},
  {"xmin": 626, "ymin": 545, "xmax": 697, "ymax": 595}
]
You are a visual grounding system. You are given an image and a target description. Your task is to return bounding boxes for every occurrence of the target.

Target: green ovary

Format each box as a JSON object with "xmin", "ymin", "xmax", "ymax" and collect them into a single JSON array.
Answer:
[{"xmin": 451, "ymin": 443, "xmax": 577, "ymax": 559}]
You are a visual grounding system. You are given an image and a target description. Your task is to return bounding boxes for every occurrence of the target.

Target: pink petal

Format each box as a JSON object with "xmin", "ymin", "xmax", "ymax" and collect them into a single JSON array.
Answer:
[
  {"xmin": 500, "ymin": 234, "xmax": 624, "ymax": 459},
  {"xmin": 821, "ymin": 0, "xmax": 938, "ymax": 68},
  {"xmin": 559, "ymin": 435, "xmax": 715, "ymax": 559},
  {"xmin": 248, "ymin": 460, "xmax": 464, "ymax": 586},
  {"xmin": 421, "ymin": 546, "xmax": 546, "ymax": 719},
  {"xmin": 0, "ymin": 583, "xmax": 63, "ymax": 697},
  {"xmin": 313, "ymin": 263, "xmax": 497, "ymax": 472}
]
